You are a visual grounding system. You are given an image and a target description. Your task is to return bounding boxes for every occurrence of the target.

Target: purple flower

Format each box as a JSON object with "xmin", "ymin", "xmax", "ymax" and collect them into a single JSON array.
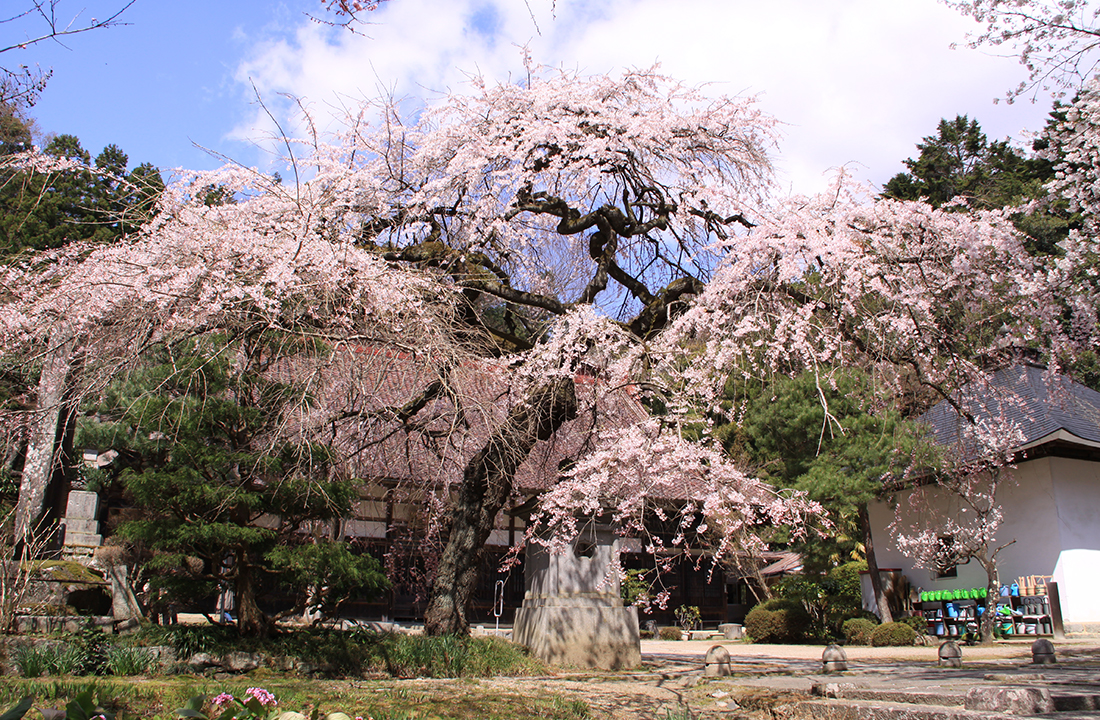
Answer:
[{"xmin": 212, "ymin": 694, "xmax": 235, "ymax": 710}]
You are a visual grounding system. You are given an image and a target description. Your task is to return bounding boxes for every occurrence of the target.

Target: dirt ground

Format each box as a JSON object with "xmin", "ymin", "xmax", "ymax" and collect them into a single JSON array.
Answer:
[{"xmin": 448, "ymin": 637, "xmax": 1100, "ymax": 720}]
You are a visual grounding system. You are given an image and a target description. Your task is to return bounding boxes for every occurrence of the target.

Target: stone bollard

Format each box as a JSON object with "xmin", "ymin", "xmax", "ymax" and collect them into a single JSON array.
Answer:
[
  {"xmin": 1032, "ymin": 638, "xmax": 1057, "ymax": 664},
  {"xmin": 822, "ymin": 644, "xmax": 847, "ymax": 673},
  {"xmin": 704, "ymin": 644, "xmax": 732, "ymax": 676},
  {"xmin": 718, "ymin": 622, "xmax": 742, "ymax": 640},
  {"xmin": 939, "ymin": 640, "xmax": 962, "ymax": 668}
]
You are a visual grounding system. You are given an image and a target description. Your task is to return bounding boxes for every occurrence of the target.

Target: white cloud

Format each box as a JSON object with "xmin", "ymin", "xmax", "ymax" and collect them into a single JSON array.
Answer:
[{"xmin": 232, "ymin": 0, "xmax": 1056, "ymax": 194}]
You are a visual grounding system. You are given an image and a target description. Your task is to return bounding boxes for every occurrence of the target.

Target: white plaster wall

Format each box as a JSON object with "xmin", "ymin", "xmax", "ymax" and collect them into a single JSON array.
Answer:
[
  {"xmin": 867, "ymin": 458, "xmax": 1061, "ymax": 596},
  {"xmin": 1053, "ymin": 549, "xmax": 1100, "ymax": 624},
  {"xmin": 1050, "ymin": 458, "xmax": 1100, "ymax": 624}
]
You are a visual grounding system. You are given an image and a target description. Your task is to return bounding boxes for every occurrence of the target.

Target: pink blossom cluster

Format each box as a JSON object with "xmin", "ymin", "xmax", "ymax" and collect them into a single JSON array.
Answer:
[
  {"xmin": 944, "ymin": 0, "xmax": 1100, "ymax": 101},
  {"xmin": 211, "ymin": 693, "xmax": 235, "ymax": 711},
  {"xmin": 532, "ymin": 419, "xmax": 825, "ymax": 578},
  {"xmin": 659, "ymin": 174, "xmax": 1072, "ymax": 416},
  {"xmin": 244, "ymin": 688, "xmax": 277, "ymax": 707}
]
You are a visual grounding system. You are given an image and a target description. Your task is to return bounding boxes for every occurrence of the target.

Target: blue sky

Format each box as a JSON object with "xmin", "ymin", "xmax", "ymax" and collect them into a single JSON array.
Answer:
[{"xmin": 8, "ymin": 0, "xmax": 1061, "ymax": 194}]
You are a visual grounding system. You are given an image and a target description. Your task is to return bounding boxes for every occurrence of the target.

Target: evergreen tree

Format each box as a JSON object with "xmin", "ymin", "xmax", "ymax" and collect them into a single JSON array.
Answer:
[
  {"xmin": 0, "ymin": 126, "xmax": 164, "ymax": 257},
  {"xmin": 724, "ymin": 370, "xmax": 934, "ymax": 620},
  {"xmin": 883, "ymin": 114, "xmax": 1073, "ymax": 255},
  {"xmin": 78, "ymin": 333, "xmax": 388, "ymax": 636}
]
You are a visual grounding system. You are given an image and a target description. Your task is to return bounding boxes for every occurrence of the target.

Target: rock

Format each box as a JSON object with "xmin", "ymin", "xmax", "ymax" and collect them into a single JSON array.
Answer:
[
  {"xmin": 964, "ymin": 687, "xmax": 1055, "ymax": 714},
  {"xmin": 223, "ymin": 651, "xmax": 261, "ymax": 672},
  {"xmin": 811, "ymin": 681, "xmax": 868, "ymax": 698},
  {"xmin": 821, "ymin": 644, "xmax": 847, "ymax": 673},
  {"xmin": 187, "ymin": 652, "xmax": 219, "ymax": 671},
  {"xmin": 704, "ymin": 645, "xmax": 732, "ymax": 677}
]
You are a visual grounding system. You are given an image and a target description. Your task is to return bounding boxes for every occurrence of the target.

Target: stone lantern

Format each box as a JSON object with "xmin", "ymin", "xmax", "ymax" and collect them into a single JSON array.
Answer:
[{"xmin": 512, "ymin": 523, "xmax": 640, "ymax": 669}]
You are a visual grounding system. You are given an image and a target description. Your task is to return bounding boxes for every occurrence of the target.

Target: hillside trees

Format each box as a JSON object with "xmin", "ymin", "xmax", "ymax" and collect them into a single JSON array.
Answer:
[
  {"xmin": 0, "ymin": 130, "xmax": 165, "ymax": 257},
  {"xmin": 883, "ymin": 114, "xmax": 1074, "ymax": 255},
  {"xmin": 882, "ymin": 115, "xmax": 1038, "ymax": 209},
  {"xmin": 0, "ymin": 66, "xmax": 1082, "ymax": 637}
]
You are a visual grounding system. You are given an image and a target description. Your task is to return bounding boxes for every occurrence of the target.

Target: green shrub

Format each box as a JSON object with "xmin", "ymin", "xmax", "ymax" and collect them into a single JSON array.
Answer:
[
  {"xmin": 658, "ymin": 626, "xmax": 683, "ymax": 641},
  {"xmin": 842, "ymin": 618, "xmax": 877, "ymax": 646},
  {"xmin": 826, "ymin": 561, "xmax": 867, "ymax": 606},
  {"xmin": 870, "ymin": 621, "xmax": 917, "ymax": 647},
  {"xmin": 674, "ymin": 605, "xmax": 701, "ymax": 631},
  {"xmin": 744, "ymin": 600, "xmax": 810, "ymax": 644},
  {"xmin": 898, "ymin": 615, "xmax": 928, "ymax": 635},
  {"xmin": 620, "ymin": 569, "xmax": 651, "ymax": 606}
]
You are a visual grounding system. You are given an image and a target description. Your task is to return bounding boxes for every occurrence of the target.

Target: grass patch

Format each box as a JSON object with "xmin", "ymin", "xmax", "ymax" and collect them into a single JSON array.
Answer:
[
  {"xmin": 11, "ymin": 643, "xmax": 84, "ymax": 677},
  {"xmin": 105, "ymin": 645, "xmax": 158, "ymax": 676},
  {"xmin": 0, "ymin": 677, "xmax": 590, "ymax": 720},
  {"xmin": 126, "ymin": 625, "xmax": 547, "ymax": 678}
]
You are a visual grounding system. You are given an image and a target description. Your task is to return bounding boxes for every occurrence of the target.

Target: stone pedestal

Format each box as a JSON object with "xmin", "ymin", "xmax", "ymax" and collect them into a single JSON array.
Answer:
[
  {"xmin": 513, "ymin": 525, "xmax": 640, "ymax": 669},
  {"xmin": 822, "ymin": 644, "xmax": 848, "ymax": 673}
]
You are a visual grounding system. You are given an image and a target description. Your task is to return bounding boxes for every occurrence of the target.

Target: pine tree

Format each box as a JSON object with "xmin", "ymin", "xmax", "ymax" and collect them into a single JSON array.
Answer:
[
  {"xmin": 726, "ymin": 370, "xmax": 934, "ymax": 621},
  {"xmin": 79, "ymin": 333, "xmax": 387, "ymax": 636},
  {"xmin": 883, "ymin": 114, "xmax": 1075, "ymax": 256},
  {"xmin": 0, "ymin": 127, "xmax": 165, "ymax": 257}
]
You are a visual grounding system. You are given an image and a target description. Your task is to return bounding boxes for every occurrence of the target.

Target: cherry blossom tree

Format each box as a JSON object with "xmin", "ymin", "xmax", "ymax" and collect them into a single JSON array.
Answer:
[
  {"xmin": 1026, "ymin": 77, "xmax": 1100, "ymax": 359},
  {"xmin": 945, "ymin": 0, "xmax": 1100, "ymax": 102},
  {"xmin": 889, "ymin": 410, "xmax": 1024, "ymax": 643},
  {"xmin": 0, "ymin": 66, "xmax": 797, "ymax": 635},
  {"xmin": 0, "ymin": 64, "xmax": 1081, "ymax": 637},
  {"xmin": 659, "ymin": 176, "xmax": 1071, "ymax": 411}
]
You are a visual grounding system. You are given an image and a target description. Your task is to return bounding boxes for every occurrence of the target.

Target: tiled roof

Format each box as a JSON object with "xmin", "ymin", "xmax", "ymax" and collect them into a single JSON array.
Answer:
[
  {"xmin": 920, "ymin": 363, "xmax": 1100, "ymax": 460},
  {"xmin": 758, "ymin": 550, "xmax": 803, "ymax": 577}
]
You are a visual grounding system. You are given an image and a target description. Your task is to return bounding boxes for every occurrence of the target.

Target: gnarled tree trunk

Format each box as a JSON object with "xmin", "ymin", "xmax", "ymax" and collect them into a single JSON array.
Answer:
[
  {"xmin": 424, "ymin": 378, "xmax": 577, "ymax": 636},
  {"xmin": 235, "ymin": 553, "xmax": 270, "ymax": 637}
]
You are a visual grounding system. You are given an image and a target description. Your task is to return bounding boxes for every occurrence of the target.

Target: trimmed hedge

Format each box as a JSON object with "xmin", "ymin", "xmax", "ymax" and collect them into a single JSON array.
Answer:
[
  {"xmin": 745, "ymin": 600, "xmax": 811, "ymax": 643},
  {"xmin": 870, "ymin": 621, "xmax": 917, "ymax": 647},
  {"xmin": 842, "ymin": 617, "xmax": 877, "ymax": 646},
  {"xmin": 899, "ymin": 614, "xmax": 928, "ymax": 635},
  {"xmin": 658, "ymin": 626, "xmax": 684, "ymax": 641}
]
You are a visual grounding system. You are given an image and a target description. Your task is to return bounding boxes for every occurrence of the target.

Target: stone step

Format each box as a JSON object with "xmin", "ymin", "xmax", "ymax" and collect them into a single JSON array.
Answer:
[
  {"xmin": 776, "ymin": 698, "xmax": 1021, "ymax": 720},
  {"xmin": 1053, "ymin": 695, "xmax": 1100, "ymax": 713},
  {"xmin": 783, "ymin": 686, "xmax": 1100, "ymax": 720},
  {"xmin": 837, "ymin": 691, "xmax": 966, "ymax": 707}
]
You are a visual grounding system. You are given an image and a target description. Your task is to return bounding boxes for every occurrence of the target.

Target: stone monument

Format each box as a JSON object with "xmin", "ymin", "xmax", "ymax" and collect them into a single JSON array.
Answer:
[
  {"xmin": 512, "ymin": 524, "xmax": 640, "ymax": 669},
  {"xmin": 61, "ymin": 490, "xmax": 102, "ymax": 558}
]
